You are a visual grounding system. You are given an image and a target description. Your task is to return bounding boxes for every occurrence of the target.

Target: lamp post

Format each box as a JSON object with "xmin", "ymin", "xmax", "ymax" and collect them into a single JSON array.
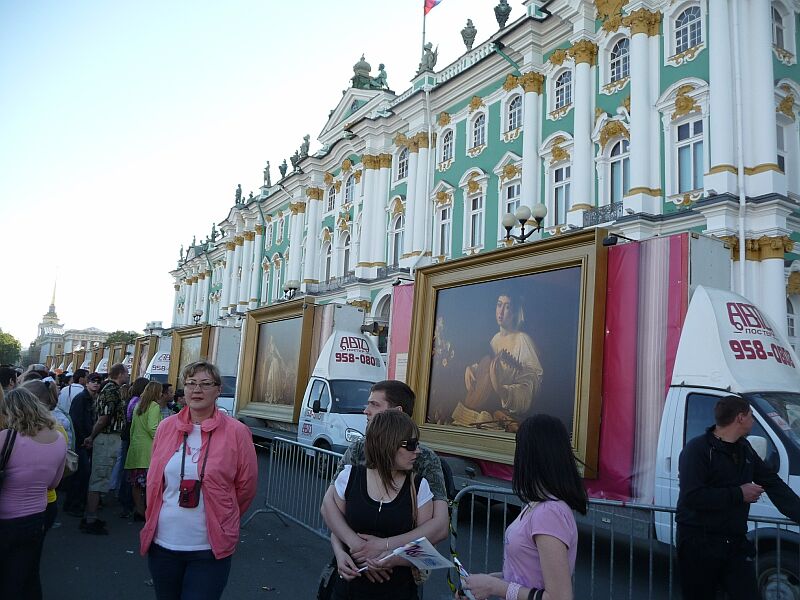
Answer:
[
  {"xmin": 192, "ymin": 309, "xmax": 203, "ymax": 326},
  {"xmin": 283, "ymin": 280, "xmax": 300, "ymax": 301},
  {"xmin": 501, "ymin": 203, "xmax": 548, "ymax": 243}
]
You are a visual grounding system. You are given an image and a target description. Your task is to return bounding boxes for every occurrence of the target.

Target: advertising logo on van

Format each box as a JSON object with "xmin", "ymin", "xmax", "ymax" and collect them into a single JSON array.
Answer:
[
  {"xmin": 727, "ymin": 302, "xmax": 774, "ymax": 337},
  {"xmin": 340, "ymin": 337, "xmax": 369, "ymax": 353}
]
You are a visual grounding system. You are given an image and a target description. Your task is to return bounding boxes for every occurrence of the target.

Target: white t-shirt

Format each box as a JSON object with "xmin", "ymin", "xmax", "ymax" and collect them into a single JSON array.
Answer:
[
  {"xmin": 57, "ymin": 384, "xmax": 84, "ymax": 414},
  {"xmin": 154, "ymin": 425, "xmax": 211, "ymax": 551},
  {"xmin": 334, "ymin": 464, "xmax": 433, "ymax": 506}
]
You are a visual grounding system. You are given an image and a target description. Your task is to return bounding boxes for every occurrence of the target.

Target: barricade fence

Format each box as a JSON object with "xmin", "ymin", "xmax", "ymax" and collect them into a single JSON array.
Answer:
[{"xmin": 246, "ymin": 438, "xmax": 800, "ymax": 600}]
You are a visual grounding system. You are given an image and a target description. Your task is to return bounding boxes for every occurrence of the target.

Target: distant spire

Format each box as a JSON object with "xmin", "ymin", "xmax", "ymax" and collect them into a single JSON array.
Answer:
[{"xmin": 51, "ymin": 280, "xmax": 57, "ymax": 308}]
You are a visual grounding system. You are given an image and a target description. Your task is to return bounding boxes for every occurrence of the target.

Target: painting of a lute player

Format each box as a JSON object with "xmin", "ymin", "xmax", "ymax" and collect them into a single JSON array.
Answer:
[{"xmin": 454, "ymin": 292, "xmax": 543, "ymax": 432}]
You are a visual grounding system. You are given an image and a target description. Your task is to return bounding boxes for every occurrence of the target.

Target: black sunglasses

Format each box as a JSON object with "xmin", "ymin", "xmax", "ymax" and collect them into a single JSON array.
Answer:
[{"xmin": 400, "ymin": 438, "xmax": 419, "ymax": 452}]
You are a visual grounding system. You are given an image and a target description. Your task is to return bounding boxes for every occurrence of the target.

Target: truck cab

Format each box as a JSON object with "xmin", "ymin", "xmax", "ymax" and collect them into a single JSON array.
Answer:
[{"xmin": 655, "ymin": 287, "xmax": 800, "ymax": 596}]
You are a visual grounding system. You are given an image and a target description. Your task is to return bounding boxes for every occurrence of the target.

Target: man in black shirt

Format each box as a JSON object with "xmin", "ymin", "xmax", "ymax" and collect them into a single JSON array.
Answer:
[
  {"xmin": 64, "ymin": 373, "xmax": 103, "ymax": 515},
  {"xmin": 677, "ymin": 395, "xmax": 800, "ymax": 599}
]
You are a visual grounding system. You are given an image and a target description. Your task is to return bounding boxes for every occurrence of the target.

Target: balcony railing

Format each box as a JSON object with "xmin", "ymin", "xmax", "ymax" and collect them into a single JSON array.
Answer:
[{"xmin": 583, "ymin": 201, "xmax": 624, "ymax": 228}]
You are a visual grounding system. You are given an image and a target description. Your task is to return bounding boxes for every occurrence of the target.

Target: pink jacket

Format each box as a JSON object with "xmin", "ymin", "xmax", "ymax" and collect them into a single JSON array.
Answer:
[{"xmin": 139, "ymin": 407, "xmax": 258, "ymax": 559}]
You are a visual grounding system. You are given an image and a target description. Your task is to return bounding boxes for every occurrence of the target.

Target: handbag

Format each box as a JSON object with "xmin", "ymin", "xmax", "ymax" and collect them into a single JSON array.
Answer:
[
  {"xmin": 408, "ymin": 473, "xmax": 431, "ymax": 585},
  {"xmin": 316, "ymin": 555, "xmax": 337, "ymax": 600},
  {"xmin": 63, "ymin": 448, "xmax": 79, "ymax": 477},
  {"xmin": 0, "ymin": 429, "xmax": 18, "ymax": 494}
]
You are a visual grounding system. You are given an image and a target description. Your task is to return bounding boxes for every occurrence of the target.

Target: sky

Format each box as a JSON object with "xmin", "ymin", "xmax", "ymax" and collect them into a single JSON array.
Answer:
[{"xmin": 0, "ymin": 0, "xmax": 512, "ymax": 347}]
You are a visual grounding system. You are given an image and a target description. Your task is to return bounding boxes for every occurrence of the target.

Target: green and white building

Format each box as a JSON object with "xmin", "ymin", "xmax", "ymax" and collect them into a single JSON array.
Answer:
[{"xmin": 171, "ymin": 0, "xmax": 800, "ymax": 351}]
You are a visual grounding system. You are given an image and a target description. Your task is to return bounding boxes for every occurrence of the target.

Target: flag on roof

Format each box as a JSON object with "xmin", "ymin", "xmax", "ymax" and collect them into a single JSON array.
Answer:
[{"xmin": 424, "ymin": 0, "xmax": 443, "ymax": 15}]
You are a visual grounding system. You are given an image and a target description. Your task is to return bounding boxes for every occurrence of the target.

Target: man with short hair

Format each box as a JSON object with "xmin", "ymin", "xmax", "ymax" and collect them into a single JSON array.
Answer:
[
  {"xmin": 0, "ymin": 366, "xmax": 17, "ymax": 392},
  {"xmin": 321, "ymin": 380, "xmax": 449, "ymax": 581},
  {"xmin": 64, "ymin": 373, "xmax": 103, "ymax": 516},
  {"xmin": 81, "ymin": 363, "xmax": 129, "ymax": 534},
  {"xmin": 159, "ymin": 383, "xmax": 174, "ymax": 419},
  {"xmin": 677, "ymin": 395, "xmax": 800, "ymax": 599},
  {"xmin": 58, "ymin": 369, "xmax": 88, "ymax": 413}
]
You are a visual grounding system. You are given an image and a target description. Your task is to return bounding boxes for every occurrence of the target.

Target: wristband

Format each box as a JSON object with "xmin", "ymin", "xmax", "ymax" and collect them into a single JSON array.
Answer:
[
  {"xmin": 527, "ymin": 589, "xmax": 542, "ymax": 600},
  {"xmin": 506, "ymin": 582, "xmax": 521, "ymax": 600}
]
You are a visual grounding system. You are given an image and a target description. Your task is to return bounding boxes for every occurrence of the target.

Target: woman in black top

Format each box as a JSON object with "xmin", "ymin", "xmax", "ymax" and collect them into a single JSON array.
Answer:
[{"xmin": 330, "ymin": 410, "xmax": 433, "ymax": 600}]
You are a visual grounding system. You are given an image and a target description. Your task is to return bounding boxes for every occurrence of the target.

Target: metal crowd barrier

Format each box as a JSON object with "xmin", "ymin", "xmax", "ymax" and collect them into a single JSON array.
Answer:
[{"xmin": 242, "ymin": 436, "xmax": 342, "ymax": 539}]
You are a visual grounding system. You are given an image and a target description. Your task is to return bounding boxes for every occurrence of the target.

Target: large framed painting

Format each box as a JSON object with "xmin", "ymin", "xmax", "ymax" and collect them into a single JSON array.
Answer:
[
  {"xmin": 73, "ymin": 349, "xmax": 86, "ymax": 372},
  {"xmin": 407, "ymin": 229, "xmax": 607, "ymax": 476},
  {"xmin": 168, "ymin": 326, "xmax": 212, "ymax": 389},
  {"xmin": 90, "ymin": 347, "xmax": 105, "ymax": 372},
  {"xmin": 237, "ymin": 297, "xmax": 318, "ymax": 423},
  {"xmin": 109, "ymin": 343, "xmax": 127, "ymax": 368},
  {"xmin": 132, "ymin": 336, "xmax": 157, "ymax": 380}
]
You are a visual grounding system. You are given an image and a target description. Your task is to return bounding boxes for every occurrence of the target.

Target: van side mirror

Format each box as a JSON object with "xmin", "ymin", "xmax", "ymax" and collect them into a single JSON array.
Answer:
[
  {"xmin": 747, "ymin": 435, "xmax": 768, "ymax": 461},
  {"xmin": 312, "ymin": 399, "xmax": 321, "ymax": 413}
]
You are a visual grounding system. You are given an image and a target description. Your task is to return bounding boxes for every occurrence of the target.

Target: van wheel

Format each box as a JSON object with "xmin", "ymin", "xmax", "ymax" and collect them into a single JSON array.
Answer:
[
  {"xmin": 314, "ymin": 442, "xmax": 334, "ymax": 480},
  {"xmin": 757, "ymin": 550, "xmax": 800, "ymax": 600}
]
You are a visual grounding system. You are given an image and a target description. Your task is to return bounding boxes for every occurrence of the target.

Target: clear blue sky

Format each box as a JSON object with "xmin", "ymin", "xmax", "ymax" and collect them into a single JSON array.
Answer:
[{"xmin": 0, "ymin": 0, "xmax": 509, "ymax": 346}]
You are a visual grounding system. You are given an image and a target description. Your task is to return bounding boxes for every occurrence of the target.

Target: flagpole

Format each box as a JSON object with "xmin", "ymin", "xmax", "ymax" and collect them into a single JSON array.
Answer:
[{"xmin": 421, "ymin": 0, "xmax": 427, "ymax": 62}]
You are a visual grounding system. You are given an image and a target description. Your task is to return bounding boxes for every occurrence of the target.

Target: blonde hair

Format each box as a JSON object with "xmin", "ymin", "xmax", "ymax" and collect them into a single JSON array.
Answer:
[
  {"xmin": 136, "ymin": 381, "xmax": 163, "ymax": 416},
  {"xmin": 1, "ymin": 387, "xmax": 56, "ymax": 436}
]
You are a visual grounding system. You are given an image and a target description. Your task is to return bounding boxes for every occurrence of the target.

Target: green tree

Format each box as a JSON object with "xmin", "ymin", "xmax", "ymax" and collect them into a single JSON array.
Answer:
[
  {"xmin": 0, "ymin": 329, "xmax": 22, "ymax": 365},
  {"xmin": 106, "ymin": 330, "xmax": 140, "ymax": 344}
]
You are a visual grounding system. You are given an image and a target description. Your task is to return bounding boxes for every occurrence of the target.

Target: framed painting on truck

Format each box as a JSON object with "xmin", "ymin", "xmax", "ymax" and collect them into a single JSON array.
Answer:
[
  {"xmin": 406, "ymin": 228, "xmax": 608, "ymax": 476},
  {"xmin": 168, "ymin": 326, "xmax": 212, "ymax": 390},
  {"xmin": 131, "ymin": 335, "xmax": 157, "ymax": 381},
  {"xmin": 237, "ymin": 297, "xmax": 318, "ymax": 423}
]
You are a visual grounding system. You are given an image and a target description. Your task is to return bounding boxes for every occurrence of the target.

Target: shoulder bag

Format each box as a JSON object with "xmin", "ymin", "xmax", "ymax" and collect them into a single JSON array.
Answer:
[{"xmin": 0, "ymin": 429, "xmax": 18, "ymax": 495}]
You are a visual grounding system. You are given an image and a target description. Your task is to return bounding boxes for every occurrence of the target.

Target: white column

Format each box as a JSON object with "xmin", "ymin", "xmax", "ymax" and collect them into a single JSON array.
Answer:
[
  {"xmin": 413, "ymin": 134, "xmax": 430, "ymax": 253},
  {"xmin": 172, "ymin": 283, "xmax": 180, "ymax": 327},
  {"xmin": 520, "ymin": 73, "xmax": 544, "ymax": 205},
  {"xmin": 229, "ymin": 237, "xmax": 243, "ymax": 314},
  {"xmin": 760, "ymin": 237, "xmax": 792, "ymax": 336},
  {"xmin": 372, "ymin": 154, "xmax": 391, "ymax": 265},
  {"xmin": 705, "ymin": 0, "xmax": 737, "ymax": 195},
  {"xmin": 624, "ymin": 10, "xmax": 659, "ymax": 214},
  {"xmin": 219, "ymin": 241, "xmax": 235, "ymax": 318},
  {"xmin": 742, "ymin": 0, "xmax": 786, "ymax": 196},
  {"xmin": 184, "ymin": 278, "xmax": 195, "ymax": 326},
  {"xmin": 569, "ymin": 41, "xmax": 596, "ymax": 212},
  {"xmin": 288, "ymin": 204, "xmax": 305, "ymax": 282},
  {"xmin": 202, "ymin": 272, "xmax": 211, "ymax": 323},
  {"xmin": 238, "ymin": 231, "xmax": 254, "ymax": 310},
  {"xmin": 249, "ymin": 225, "xmax": 263, "ymax": 309},
  {"xmin": 403, "ymin": 142, "xmax": 419, "ymax": 258},
  {"xmin": 303, "ymin": 189, "xmax": 322, "ymax": 285},
  {"xmin": 357, "ymin": 157, "xmax": 375, "ymax": 272}
]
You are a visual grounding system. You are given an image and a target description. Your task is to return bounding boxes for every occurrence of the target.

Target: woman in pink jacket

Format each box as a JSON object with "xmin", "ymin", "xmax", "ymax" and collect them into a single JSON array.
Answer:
[{"xmin": 140, "ymin": 361, "xmax": 258, "ymax": 600}]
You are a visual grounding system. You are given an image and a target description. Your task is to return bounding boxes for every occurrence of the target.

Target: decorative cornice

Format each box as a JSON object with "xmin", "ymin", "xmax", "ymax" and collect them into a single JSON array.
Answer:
[
  {"xmin": 307, "ymin": 187, "xmax": 323, "ymax": 200},
  {"xmin": 408, "ymin": 137, "xmax": 420, "ymax": 153},
  {"xmin": 243, "ymin": 231, "xmax": 255, "ymax": 241},
  {"xmin": 708, "ymin": 164, "xmax": 738, "ymax": 175},
  {"xmin": 468, "ymin": 95, "xmax": 485, "ymax": 113},
  {"xmin": 290, "ymin": 201, "xmax": 306, "ymax": 215},
  {"xmin": 362, "ymin": 154, "xmax": 380, "ymax": 170},
  {"xmin": 568, "ymin": 39, "xmax": 598, "ymax": 66},
  {"xmin": 502, "ymin": 74, "xmax": 519, "ymax": 91},
  {"xmin": 550, "ymin": 138, "xmax": 571, "ymax": 165},
  {"xmin": 757, "ymin": 235, "xmax": 794, "ymax": 260},
  {"xmin": 778, "ymin": 93, "xmax": 796, "ymax": 121},
  {"xmin": 437, "ymin": 112, "xmax": 451, "ymax": 127},
  {"xmin": 416, "ymin": 132, "xmax": 429, "ymax": 149},
  {"xmin": 466, "ymin": 172, "xmax": 481, "ymax": 194},
  {"xmin": 745, "ymin": 163, "xmax": 782, "ymax": 175},
  {"xmin": 225, "ymin": 242, "xmax": 236, "ymax": 251},
  {"xmin": 548, "ymin": 48, "xmax": 568, "ymax": 66},
  {"xmin": 519, "ymin": 71, "xmax": 544, "ymax": 94},
  {"xmin": 393, "ymin": 132, "xmax": 409, "ymax": 147},
  {"xmin": 342, "ymin": 158, "xmax": 352, "ymax": 173},
  {"xmin": 435, "ymin": 190, "xmax": 452, "ymax": 205},
  {"xmin": 672, "ymin": 85, "xmax": 700, "ymax": 120},
  {"xmin": 234, "ymin": 236, "xmax": 244, "ymax": 246},
  {"xmin": 500, "ymin": 163, "xmax": 520, "ymax": 182},
  {"xmin": 378, "ymin": 154, "xmax": 392, "ymax": 169},
  {"xmin": 626, "ymin": 186, "xmax": 662, "ymax": 197},
  {"xmin": 623, "ymin": 8, "xmax": 661, "ymax": 36},
  {"xmin": 254, "ymin": 224, "xmax": 264, "ymax": 235},
  {"xmin": 599, "ymin": 120, "xmax": 629, "ymax": 150}
]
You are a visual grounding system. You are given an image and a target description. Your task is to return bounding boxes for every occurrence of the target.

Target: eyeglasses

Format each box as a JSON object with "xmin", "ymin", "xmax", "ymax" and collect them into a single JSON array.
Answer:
[
  {"xmin": 88, "ymin": 380, "xmax": 102, "ymax": 384},
  {"xmin": 184, "ymin": 381, "xmax": 218, "ymax": 390},
  {"xmin": 400, "ymin": 438, "xmax": 419, "ymax": 452}
]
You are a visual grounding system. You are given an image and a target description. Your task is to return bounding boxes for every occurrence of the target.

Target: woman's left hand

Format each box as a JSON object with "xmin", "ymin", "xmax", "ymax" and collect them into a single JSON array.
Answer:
[{"xmin": 463, "ymin": 573, "xmax": 504, "ymax": 600}]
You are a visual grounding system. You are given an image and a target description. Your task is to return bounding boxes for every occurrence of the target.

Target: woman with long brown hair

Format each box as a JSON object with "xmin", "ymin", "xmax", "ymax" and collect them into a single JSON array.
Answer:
[{"xmin": 125, "ymin": 381, "xmax": 164, "ymax": 520}]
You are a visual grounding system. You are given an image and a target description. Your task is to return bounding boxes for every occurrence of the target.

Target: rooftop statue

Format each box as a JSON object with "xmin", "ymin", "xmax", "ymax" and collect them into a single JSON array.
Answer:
[
  {"xmin": 494, "ymin": 0, "xmax": 512, "ymax": 28},
  {"xmin": 235, "ymin": 183, "xmax": 242, "ymax": 204},
  {"xmin": 210, "ymin": 223, "xmax": 218, "ymax": 242},
  {"xmin": 279, "ymin": 159, "xmax": 288, "ymax": 178},
  {"xmin": 370, "ymin": 64, "xmax": 388, "ymax": 90},
  {"xmin": 351, "ymin": 54, "xmax": 372, "ymax": 89},
  {"xmin": 248, "ymin": 191, "xmax": 254, "ymax": 200},
  {"xmin": 300, "ymin": 134, "xmax": 310, "ymax": 159},
  {"xmin": 417, "ymin": 42, "xmax": 438, "ymax": 74},
  {"xmin": 180, "ymin": 245, "xmax": 184, "ymax": 261},
  {"xmin": 263, "ymin": 161, "xmax": 271, "ymax": 187},
  {"xmin": 461, "ymin": 19, "xmax": 477, "ymax": 51}
]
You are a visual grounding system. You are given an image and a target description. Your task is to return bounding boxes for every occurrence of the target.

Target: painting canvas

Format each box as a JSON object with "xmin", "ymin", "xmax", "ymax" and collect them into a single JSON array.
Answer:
[
  {"xmin": 250, "ymin": 317, "xmax": 302, "ymax": 406},
  {"xmin": 426, "ymin": 266, "xmax": 582, "ymax": 435},
  {"xmin": 178, "ymin": 336, "xmax": 201, "ymax": 377}
]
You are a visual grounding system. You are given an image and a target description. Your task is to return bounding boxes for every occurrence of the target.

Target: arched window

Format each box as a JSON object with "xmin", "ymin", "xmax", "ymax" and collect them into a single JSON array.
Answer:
[
  {"xmin": 272, "ymin": 262, "xmax": 282, "ymax": 300},
  {"xmin": 435, "ymin": 204, "xmax": 451, "ymax": 257},
  {"xmin": 610, "ymin": 39, "xmax": 630, "ymax": 82},
  {"xmin": 397, "ymin": 148, "xmax": 409, "ymax": 180},
  {"xmin": 609, "ymin": 139, "xmax": 630, "ymax": 204},
  {"xmin": 326, "ymin": 186, "xmax": 336, "ymax": 212},
  {"xmin": 788, "ymin": 297, "xmax": 796, "ymax": 339},
  {"xmin": 344, "ymin": 175, "xmax": 355, "ymax": 204},
  {"xmin": 389, "ymin": 215, "xmax": 404, "ymax": 266},
  {"xmin": 441, "ymin": 130, "xmax": 454, "ymax": 162},
  {"xmin": 773, "ymin": 6, "xmax": 785, "ymax": 49},
  {"xmin": 675, "ymin": 7, "xmax": 702, "ymax": 54},
  {"xmin": 507, "ymin": 96, "xmax": 522, "ymax": 131},
  {"xmin": 472, "ymin": 113, "xmax": 486, "ymax": 148},
  {"xmin": 554, "ymin": 71, "xmax": 572, "ymax": 109},
  {"xmin": 321, "ymin": 243, "xmax": 332, "ymax": 281},
  {"xmin": 341, "ymin": 233, "xmax": 351, "ymax": 275}
]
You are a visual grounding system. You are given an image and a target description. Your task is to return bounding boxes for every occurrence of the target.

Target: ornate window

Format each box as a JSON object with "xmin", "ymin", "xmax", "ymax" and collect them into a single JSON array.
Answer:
[
  {"xmin": 507, "ymin": 96, "xmax": 522, "ymax": 131},
  {"xmin": 778, "ymin": 124, "xmax": 787, "ymax": 173},
  {"xmin": 609, "ymin": 140, "xmax": 630, "ymax": 204},
  {"xmin": 441, "ymin": 130, "xmax": 454, "ymax": 162},
  {"xmin": 389, "ymin": 215, "xmax": 404, "ymax": 266},
  {"xmin": 276, "ymin": 217, "xmax": 284, "ymax": 244},
  {"xmin": 503, "ymin": 182, "xmax": 521, "ymax": 219},
  {"xmin": 261, "ymin": 268, "xmax": 270, "ymax": 304},
  {"xmin": 265, "ymin": 222, "xmax": 273, "ymax": 247},
  {"xmin": 396, "ymin": 148, "xmax": 409, "ymax": 180},
  {"xmin": 434, "ymin": 205, "xmax": 452, "ymax": 258},
  {"xmin": 773, "ymin": 6, "xmax": 785, "ymax": 49},
  {"xmin": 554, "ymin": 71, "xmax": 572, "ymax": 109},
  {"xmin": 326, "ymin": 186, "xmax": 336, "ymax": 212},
  {"xmin": 610, "ymin": 39, "xmax": 630, "ymax": 83},
  {"xmin": 472, "ymin": 113, "xmax": 486, "ymax": 148},
  {"xmin": 677, "ymin": 119, "xmax": 703, "ymax": 193},
  {"xmin": 467, "ymin": 194, "xmax": 484, "ymax": 248},
  {"xmin": 272, "ymin": 262, "xmax": 282, "ymax": 300},
  {"xmin": 553, "ymin": 165, "xmax": 571, "ymax": 226},
  {"xmin": 789, "ymin": 298, "xmax": 798, "ymax": 352},
  {"xmin": 321, "ymin": 242, "xmax": 332, "ymax": 281},
  {"xmin": 344, "ymin": 175, "xmax": 355, "ymax": 204},
  {"xmin": 675, "ymin": 7, "xmax": 702, "ymax": 54},
  {"xmin": 340, "ymin": 233, "xmax": 351, "ymax": 275}
]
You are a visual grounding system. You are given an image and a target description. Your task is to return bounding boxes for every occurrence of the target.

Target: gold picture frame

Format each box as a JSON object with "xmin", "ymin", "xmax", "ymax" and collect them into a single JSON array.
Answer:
[
  {"xmin": 90, "ymin": 347, "xmax": 105, "ymax": 372},
  {"xmin": 73, "ymin": 349, "xmax": 86, "ymax": 372},
  {"xmin": 109, "ymin": 343, "xmax": 127, "ymax": 367},
  {"xmin": 236, "ymin": 297, "xmax": 319, "ymax": 423},
  {"xmin": 406, "ymin": 229, "xmax": 608, "ymax": 477},
  {"xmin": 131, "ymin": 336, "xmax": 157, "ymax": 380},
  {"xmin": 168, "ymin": 326, "xmax": 212, "ymax": 389}
]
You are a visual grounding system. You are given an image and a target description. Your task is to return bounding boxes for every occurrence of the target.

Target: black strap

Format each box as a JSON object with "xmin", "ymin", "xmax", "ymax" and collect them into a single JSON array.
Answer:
[
  {"xmin": 180, "ymin": 430, "xmax": 213, "ymax": 482},
  {"xmin": 0, "ymin": 430, "xmax": 17, "ymax": 470}
]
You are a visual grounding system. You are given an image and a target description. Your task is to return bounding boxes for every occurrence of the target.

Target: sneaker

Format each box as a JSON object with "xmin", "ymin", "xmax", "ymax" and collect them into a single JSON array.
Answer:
[
  {"xmin": 79, "ymin": 518, "xmax": 106, "ymax": 530},
  {"xmin": 81, "ymin": 520, "xmax": 109, "ymax": 535}
]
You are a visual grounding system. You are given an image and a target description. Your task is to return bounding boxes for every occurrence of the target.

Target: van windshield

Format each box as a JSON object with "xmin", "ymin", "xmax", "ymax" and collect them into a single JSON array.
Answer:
[
  {"xmin": 328, "ymin": 380, "xmax": 374, "ymax": 414},
  {"xmin": 748, "ymin": 391, "xmax": 800, "ymax": 453}
]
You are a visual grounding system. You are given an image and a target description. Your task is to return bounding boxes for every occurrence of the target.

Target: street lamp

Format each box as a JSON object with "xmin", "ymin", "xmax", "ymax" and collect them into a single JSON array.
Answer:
[
  {"xmin": 501, "ymin": 203, "xmax": 548, "ymax": 243},
  {"xmin": 602, "ymin": 232, "xmax": 637, "ymax": 247},
  {"xmin": 283, "ymin": 280, "xmax": 300, "ymax": 300},
  {"xmin": 192, "ymin": 309, "xmax": 203, "ymax": 325}
]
